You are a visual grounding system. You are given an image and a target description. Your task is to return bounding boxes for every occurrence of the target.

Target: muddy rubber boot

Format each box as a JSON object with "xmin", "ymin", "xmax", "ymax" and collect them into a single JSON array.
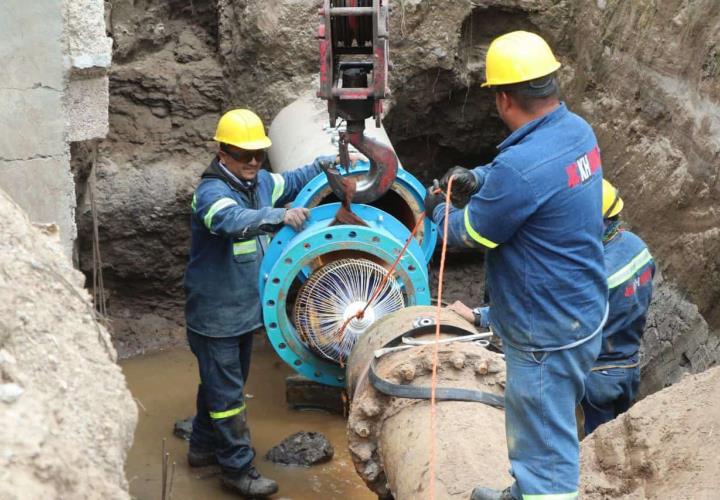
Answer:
[
  {"xmin": 221, "ymin": 465, "xmax": 279, "ymax": 497},
  {"xmin": 470, "ymin": 486, "xmax": 515, "ymax": 500},
  {"xmin": 187, "ymin": 448, "xmax": 218, "ymax": 467}
]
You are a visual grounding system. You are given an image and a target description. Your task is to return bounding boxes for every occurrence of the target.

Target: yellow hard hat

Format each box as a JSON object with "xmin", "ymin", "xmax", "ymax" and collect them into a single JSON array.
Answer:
[
  {"xmin": 482, "ymin": 31, "xmax": 562, "ymax": 87},
  {"xmin": 214, "ymin": 109, "xmax": 272, "ymax": 150},
  {"xmin": 602, "ymin": 179, "xmax": 624, "ymax": 218}
]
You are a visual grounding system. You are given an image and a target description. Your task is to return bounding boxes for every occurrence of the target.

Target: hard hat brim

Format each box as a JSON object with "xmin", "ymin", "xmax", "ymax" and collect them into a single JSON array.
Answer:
[
  {"xmin": 481, "ymin": 61, "xmax": 562, "ymax": 88},
  {"xmin": 213, "ymin": 136, "xmax": 272, "ymax": 150},
  {"xmin": 607, "ymin": 197, "xmax": 624, "ymax": 218}
]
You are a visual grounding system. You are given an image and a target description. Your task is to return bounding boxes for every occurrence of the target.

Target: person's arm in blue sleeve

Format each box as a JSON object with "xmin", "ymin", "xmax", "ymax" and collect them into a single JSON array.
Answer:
[
  {"xmin": 432, "ymin": 161, "xmax": 538, "ymax": 250},
  {"xmin": 270, "ymin": 155, "xmax": 335, "ymax": 207},
  {"xmin": 473, "ymin": 306, "xmax": 491, "ymax": 328},
  {"xmin": 471, "ymin": 165, "xmax": 490, "ymax": 186},
  {"xmin": 193, "ymin": 182, "xmax": 285, "ymax": 239}
]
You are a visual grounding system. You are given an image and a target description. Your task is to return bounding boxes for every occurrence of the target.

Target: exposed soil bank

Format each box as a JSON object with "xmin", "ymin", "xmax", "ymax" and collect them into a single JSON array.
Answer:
[
  {"xmin": 0, "ymin": 189, "xmax": 136, "ymax": 498},
  {"xmin": 581, "ymin": 365, "xmax": 720, "ymax": 500}
]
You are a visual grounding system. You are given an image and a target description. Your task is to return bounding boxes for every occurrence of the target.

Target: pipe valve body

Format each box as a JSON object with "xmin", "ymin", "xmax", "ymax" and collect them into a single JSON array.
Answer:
[{"xmin": 259, "ymin": 163, "xmax": 435, "ymax": 387}]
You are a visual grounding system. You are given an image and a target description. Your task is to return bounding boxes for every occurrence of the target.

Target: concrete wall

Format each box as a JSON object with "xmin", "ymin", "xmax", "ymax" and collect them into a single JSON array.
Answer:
[{"xmin": 0, "ymin": 0, "xmax": 111, "ymax": 259}]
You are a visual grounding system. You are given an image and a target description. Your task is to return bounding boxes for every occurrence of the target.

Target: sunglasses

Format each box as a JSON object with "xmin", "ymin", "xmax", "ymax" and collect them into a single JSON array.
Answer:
[{"xmin": 223, "ymin": 148, "xmax": 266, "ymax": 164}]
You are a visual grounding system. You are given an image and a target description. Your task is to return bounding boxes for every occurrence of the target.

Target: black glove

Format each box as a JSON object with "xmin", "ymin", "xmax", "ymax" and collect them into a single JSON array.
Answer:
[
  {"xmin": 424, "ymin": 180, "xmax": 445, "ymax": 217},
  {"xmin": 439, "ymin": 166, "xmax": 479, "ymax": 209}
]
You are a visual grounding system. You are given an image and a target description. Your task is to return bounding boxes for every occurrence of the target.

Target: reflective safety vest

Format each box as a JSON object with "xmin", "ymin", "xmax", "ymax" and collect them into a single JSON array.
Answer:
[{"xmin": 184, "ymin": 156, "xmax": 325, "ymax": 337}]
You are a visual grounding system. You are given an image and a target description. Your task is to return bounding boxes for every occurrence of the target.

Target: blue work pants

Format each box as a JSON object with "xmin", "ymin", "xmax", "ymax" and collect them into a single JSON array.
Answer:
[
  {"xmin": 581, "ymin": 359, "xmax": 640, "ymax": 435},
  {"xmin": 504, "ymin": 333, "xmax": 601, "ymax": 500},
  {"xmin": 187, "ymin": 329, "xmax": 255, "ymax": 476}
]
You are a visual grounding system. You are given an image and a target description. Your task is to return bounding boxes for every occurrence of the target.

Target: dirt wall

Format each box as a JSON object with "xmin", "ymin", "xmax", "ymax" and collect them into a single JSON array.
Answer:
[
  {"xmin": 581, "ymin": 365, "xmax": 720, "ymax": 499},
  {"xmin": 0, "ymin": 189, "xmax": 136, "ymax": 498},
  {"xmin": 85, "ymin": 0, "xmax": 719, "ymax": 393}
]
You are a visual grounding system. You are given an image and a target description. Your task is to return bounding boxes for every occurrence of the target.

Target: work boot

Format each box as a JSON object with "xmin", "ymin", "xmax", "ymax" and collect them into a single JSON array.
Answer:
[
  {"xmin": 471, "ymin": 486, "xmax": 515, "ymax": 500},
  {"xmin": 187, "ymin": 448, "xmax": 218, "ymax": 467},
  {"xmin": 221, "ymin": 465, "xmax": 279, "ymax": 497}
]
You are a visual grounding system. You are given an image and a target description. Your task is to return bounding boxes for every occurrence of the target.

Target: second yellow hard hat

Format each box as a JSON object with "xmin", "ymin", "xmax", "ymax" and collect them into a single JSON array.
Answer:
[
  {"xmin": 214, "ymin": 109, "xmax": 272, "ymax": 150},
  {"xmin": 483, "ymin": 31, "xmax": 562, "ymax": 87},
  {"xmin": 602, "ymin": 179, "xmax": 624, "ymax": 218}
]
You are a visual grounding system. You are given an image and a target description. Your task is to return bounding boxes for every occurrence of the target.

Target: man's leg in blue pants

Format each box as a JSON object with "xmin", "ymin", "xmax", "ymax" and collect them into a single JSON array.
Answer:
[
  {"xmin": 504, "ymin": 333, "xmax": 601, "ymax": 499},
  {"xmin": 581, "ymin": 363, "xmax": 639, "ymax": 435},
  {"xmin": 187, "ymin": 330, "xmax": 255, "ymax": 476}
]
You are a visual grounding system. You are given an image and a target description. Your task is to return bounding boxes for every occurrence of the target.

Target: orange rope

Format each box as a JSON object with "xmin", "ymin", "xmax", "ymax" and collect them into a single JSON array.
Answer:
[{"xmin": 429, "ymin": 175, "xmax": 453, "ymax": 500}]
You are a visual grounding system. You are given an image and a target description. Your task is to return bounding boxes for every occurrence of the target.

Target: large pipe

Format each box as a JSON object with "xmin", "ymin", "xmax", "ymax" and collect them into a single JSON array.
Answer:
[
  {"xmin": 346, "ymin": 306, "xmax": 512, "ymax": 498},
  {"xmin": 268, "ymin": 92, "xmax": 395, "ymax": 173},
  {"xmin": 267, "ymin": 95, "xmax": 437, "ymax": 263}
]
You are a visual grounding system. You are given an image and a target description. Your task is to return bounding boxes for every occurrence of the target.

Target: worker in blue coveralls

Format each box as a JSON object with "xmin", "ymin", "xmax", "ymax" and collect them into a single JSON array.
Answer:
[
  {"xmin": 184, "ymin": 109, "xmax": 331, "ymax": 497},
  {"xmin": 448, "ymin": 179, "xmax": 656, "ymax": 437},
  {"xmin": 425, "ymin": 32, "xmax": 608, "ymax": 500},
  {"xmin": 581, "ymin": 179, "xmax": 655, "ymax": 434}
]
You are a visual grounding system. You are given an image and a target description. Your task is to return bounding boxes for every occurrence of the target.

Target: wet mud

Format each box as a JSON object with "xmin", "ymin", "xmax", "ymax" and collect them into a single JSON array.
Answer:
[{"xmin": 121, "ymin": 339, "xmax": 373, "ymax": 499}]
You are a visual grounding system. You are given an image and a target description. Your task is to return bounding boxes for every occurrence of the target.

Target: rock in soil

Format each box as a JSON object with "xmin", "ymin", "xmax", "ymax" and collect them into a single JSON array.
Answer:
[
  {"xmin": 173, "ymin": 417, "xmax": 193, "ymax": 441},
  {"xmin": 265, "ymin": 431, "xmax": 334, "ymax": 466}
]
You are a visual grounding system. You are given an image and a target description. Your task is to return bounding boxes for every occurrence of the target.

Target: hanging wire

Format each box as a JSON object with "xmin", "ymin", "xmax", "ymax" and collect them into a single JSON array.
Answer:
[{"xmin": 294, "ymin": 258, "xmax": 405, "ymax": 364}]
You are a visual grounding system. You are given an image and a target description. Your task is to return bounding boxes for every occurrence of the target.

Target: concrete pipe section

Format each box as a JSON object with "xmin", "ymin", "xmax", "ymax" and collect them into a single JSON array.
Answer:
[
  {"xmin": 268, "ymin": 93, "xmax": 437, "ymax": 262},
  {"xmin": 345, "ymin": 306, "xmax": 512, "ymax": 498}
]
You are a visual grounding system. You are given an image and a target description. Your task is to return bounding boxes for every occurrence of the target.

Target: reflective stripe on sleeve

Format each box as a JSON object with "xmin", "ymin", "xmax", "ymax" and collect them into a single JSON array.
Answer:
[
  {"xmin": 270, "ymin": 172, "xmax": 285, "ymax": 205},
  {"xmin": 523, "ymin": 493, "xmax": 578, "ymax": 500},
  {"xmin": 203, "ymin": 197, "xmax": 238, "ymax": 229},
  {"xmin": 463, "ymin": 207, "xmax": 499, "ymax": 249},
  {"xmin": 191, "ymin": 193, "xmax": 197, "ymax": 211},
  {"xmin": 607, "ymin": 248, "xmax": 652, "ymax": 289},
  {"xmin": 233, "ymin": 240, "xmax": 257, "ymax": 255},
  {"xmin": 209, "ymin": 403, "xmax": 246, "ymax": 420}
]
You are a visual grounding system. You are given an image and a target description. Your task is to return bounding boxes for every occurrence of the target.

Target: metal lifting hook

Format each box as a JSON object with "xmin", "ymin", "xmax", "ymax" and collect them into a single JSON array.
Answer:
[{"xmin": 320, "ymin": 122, "xmax": 399, "ymax": 204}]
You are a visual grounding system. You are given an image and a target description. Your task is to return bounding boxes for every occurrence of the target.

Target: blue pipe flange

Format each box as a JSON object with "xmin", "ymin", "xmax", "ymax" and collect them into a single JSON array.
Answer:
[
  {"xmin": 259, "ymin": 203, "xmax": 431, "ymax": 387},
  {"xmin": 292, "ymin": 160, "xmax": 438, "ymax": 263}
]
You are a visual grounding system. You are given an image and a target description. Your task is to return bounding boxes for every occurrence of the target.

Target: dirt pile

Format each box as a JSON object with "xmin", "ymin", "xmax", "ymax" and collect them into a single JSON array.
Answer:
[
  {"xmin": 581, "ymin": 365, "xmax": 720, "ymax": 499},
  {"xmin": 0, "ymin": 189, "xmax": 136, "ymax": 497}
]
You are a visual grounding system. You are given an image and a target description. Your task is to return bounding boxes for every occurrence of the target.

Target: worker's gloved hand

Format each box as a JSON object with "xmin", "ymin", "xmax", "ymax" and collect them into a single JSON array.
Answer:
[
  {"xmin": 424, "ymin": 180, "xmax": 445, "ymax": 218},
  {"xmin": 439, "ymin": 166, "xmax": 479, "ymax": 209},
  {"xmin": 284, "ymin": 207, "xmax": 310, "ymax": 231}
]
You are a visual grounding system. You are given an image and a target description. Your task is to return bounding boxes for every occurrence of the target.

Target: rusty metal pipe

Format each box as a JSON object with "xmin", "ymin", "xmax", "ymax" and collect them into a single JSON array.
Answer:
[{"xmin": 346, "ymin": 306, "xmax": 511, "ymax": 499}]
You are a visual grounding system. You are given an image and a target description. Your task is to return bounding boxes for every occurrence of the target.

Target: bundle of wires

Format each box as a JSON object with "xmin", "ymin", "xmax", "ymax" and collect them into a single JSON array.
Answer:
[{"xmin": 294, "ymin": 258, "xmax": 405, "ymax": 364}]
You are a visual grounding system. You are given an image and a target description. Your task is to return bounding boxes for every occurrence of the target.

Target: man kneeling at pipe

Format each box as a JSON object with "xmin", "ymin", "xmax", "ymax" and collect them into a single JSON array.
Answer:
[
  {"xmin": 448, "ymin": 179, "xmax": 656, "ymax": 437},
  {"xmin": 184, "ymin": 109, "xmax": 334, "ymax": 497}
]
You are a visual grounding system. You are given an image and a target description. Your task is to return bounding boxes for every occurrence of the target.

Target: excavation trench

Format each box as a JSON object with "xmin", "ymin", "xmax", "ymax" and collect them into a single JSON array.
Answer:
[{"xmin": 122, "ymin": 338, "xmax": 373, "ymax": 500}]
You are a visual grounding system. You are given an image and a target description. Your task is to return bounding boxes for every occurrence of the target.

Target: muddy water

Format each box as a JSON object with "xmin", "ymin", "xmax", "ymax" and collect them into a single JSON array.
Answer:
[{"xmin": 121, "ymin": 338, "xmax": 374, "ymax": 500}]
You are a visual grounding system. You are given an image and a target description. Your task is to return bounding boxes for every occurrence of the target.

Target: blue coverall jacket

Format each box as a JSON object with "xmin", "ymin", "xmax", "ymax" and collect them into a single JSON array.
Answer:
[
  {"xmin": 184, "ymin": 156, "xmax": 323, "ymax": 338},
  {"xmin": 581, "ymin": 228, "xmax": 655, "ymax": 434},
  {"xmin": 433, "ymin": 103, "xmax": 608, "ymax": 351},
  {"xmin": 599, "ymin": 229, "xmax": 655, "ymax": 362}
]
